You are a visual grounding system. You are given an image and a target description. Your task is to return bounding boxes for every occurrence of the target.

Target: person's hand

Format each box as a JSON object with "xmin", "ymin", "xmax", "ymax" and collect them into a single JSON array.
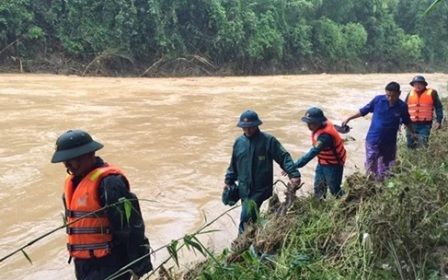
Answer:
[
  {"xmin": 290, "ymin": 177, "xmax": 301, "ymax": 187},
  {"xmin": 341, "ymin": 119, "xmax": 350, "ymax": 127},
  {"xmin": 433, "ymin": 122, "xmax": 441, "ymax": 130},
  {"xmin": 223, "ymin": 184, "xmax": 230, "ymax": 190}
]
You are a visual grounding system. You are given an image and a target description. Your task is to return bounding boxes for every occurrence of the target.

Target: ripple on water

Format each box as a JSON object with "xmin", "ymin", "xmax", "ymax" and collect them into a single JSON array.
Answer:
[{"xmin": 0, "ymin": 166, "xmax": 41, "ymax": 188}]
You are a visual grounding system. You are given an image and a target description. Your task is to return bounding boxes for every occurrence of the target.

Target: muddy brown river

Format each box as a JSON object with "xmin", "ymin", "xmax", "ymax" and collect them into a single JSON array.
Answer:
[{"xmin": 0, "ymin": 73, "xmax": 446, "ymax": 279}]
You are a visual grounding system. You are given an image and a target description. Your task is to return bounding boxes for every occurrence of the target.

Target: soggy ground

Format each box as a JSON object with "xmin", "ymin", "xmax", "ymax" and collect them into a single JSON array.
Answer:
[{"xmin": 0, "ymin": 73, "xmax": 446, "ymax": 279}]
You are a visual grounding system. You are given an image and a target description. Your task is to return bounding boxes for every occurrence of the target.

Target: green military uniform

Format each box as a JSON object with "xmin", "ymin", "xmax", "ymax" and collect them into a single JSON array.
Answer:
[
  {"xmin": 225, "ymin": 131, "xmax": 299, "ymax": 201},
  {"xmin": 225, "ymin": 129, "xmax": 300, "ymax": 233}
]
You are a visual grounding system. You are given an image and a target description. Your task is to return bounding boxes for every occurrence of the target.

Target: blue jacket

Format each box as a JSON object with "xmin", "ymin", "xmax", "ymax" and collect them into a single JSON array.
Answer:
[{"xmin": 360, "ymin": 95, "xmax": 411, "ymax": 145}]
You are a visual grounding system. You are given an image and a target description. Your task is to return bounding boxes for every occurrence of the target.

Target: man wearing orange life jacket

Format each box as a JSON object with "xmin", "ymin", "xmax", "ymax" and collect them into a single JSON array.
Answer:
[
  {"xmin": 51, "ymin": 129, "xmax": 152, "ymax": 280},
  {"xmin": 405, "ymin": 75, "xmax": 444, "ymax": 148},
  {"xmin": 295, "ymin": 107, "xmax": 346, "ymax": 199}
]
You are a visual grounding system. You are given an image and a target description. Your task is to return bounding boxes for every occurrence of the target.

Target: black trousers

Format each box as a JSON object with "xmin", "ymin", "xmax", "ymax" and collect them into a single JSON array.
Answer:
[{"xmin": 74, "ymin": 252, "xmax": 131, "ymax": 280}]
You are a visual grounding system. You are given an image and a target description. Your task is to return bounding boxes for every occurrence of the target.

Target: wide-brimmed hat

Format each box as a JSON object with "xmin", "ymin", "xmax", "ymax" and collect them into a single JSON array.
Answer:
[
  {"xmin": 51, "ymin": 129, "xmax": 103, "ymax": 163},
  {"xmin": 237, "ymin": 110, "xmax": 263, "ymax": 128},
  {"xmin": 410, "ymin": 75, "xmax": 428, "ymax": 86},
  {"xmin": 301, "ymin": 107, "xmax": 327, "ymax": 124}
]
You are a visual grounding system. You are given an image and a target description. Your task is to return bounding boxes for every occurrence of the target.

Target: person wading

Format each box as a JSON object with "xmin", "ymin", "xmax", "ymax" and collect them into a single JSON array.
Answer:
[
  {"xmin": 295, "ymin": 107, "xmax": 346, "ymax": 199},
  {"xmin": 405, "ymin": 75, "xmax": 444, "ymax": 148},
  {"xmin": 342, "ymin": 82, "xmax": 414, "ymax": 181},
  {"xmin": 224, "ymin": 110, "xmax": 301, "ymax": 234},
  {"xmin": 51, "ymin": 129, "xmax": 152, "ymax": 280}
]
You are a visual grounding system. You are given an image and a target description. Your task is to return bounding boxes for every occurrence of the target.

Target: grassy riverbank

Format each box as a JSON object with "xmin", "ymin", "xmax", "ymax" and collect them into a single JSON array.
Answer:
[{"xmin": 175, "ymin": 129, "xmax": 448, "ymax": 279}]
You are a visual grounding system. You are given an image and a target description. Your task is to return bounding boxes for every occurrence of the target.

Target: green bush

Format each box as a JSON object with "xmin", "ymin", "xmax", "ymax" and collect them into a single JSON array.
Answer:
[{"xmin": 1, "ymin": 0, "xmax": 447, "ymax": 74}]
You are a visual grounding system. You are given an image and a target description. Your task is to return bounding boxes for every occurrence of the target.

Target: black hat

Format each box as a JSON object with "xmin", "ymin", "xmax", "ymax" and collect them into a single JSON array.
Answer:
[
  {"xmin": 51, "ymin": 129, "xmax": 103, "ymax": 163},
  {"xmin": 410, "ymin": 75, "xmax": 428, "ymax": 86},
  {"xmin": 301, "ymin": 107, "xmax": 327, "ymax": 124},
  {"xmin": 334, "ymin": 124, "xmax": 351, "ymax": 134},
  {"xmin": 237, "ymin": 110, "xmax": 263, "ymax": 128}
]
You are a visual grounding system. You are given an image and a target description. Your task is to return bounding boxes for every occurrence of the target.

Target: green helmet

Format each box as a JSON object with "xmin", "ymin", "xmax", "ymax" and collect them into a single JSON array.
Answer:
[
  {"xmin": 237, "ymin": 110, "xmax": 263, "ymax": 128},
  {"xmin": 301, "ymin": 107, "xmax": 327, "ymax": 124},
  {"xmin": 410, "ymin": 75, "xmax": 427, "ymax": 86},
  {"xmin": 51, "ymin": 129, "xmax": 103, "ymax": 163}
]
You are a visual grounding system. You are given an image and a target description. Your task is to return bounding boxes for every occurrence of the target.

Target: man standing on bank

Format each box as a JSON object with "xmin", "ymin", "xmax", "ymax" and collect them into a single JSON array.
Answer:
[
  {"xmin": 296, "ymin": 107, "xmax": 346, "ymax": 199},
  {"xmin": 224, "ymin": 110, "xmax": 301, "ymax": 234},
  {"xmin": 342, "ymin": 82, "xmax": 414, "ymax": 181},
  {"xmin": 405, "ymin": 75, "xmax": 443, "ymax": 148},
  {"xmin": 51, "ymin": 129, "xmax": 152, "ymax": 280}
]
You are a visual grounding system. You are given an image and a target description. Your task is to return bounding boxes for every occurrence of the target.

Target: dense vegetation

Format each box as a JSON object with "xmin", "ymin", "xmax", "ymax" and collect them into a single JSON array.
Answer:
[{"xmin": 1, "ymin": 0, "xmax": 447, "ymax": 75}]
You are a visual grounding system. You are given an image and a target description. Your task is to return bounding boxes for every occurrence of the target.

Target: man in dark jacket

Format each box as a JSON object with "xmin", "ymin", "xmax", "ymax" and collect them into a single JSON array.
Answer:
[
  {"xmin": 224, "ymin": 110, "xmax": 301, "ymax": 233},
  {"xmin": 51, "ymin": 129, "xmax": 151, "ymax": 280}
]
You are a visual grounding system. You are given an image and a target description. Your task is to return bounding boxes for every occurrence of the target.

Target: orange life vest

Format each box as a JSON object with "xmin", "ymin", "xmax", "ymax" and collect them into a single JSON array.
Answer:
[
  {"xmin": 64, "ymin": 164, "xmax": 127, "ymax": 259},
  {"xmin": 312, "ymin": 122, "xmax": 346, "ymax": 166},
  {"xmin": 407, "ymin": 88, "xmax": 434, "ymax": 122}
]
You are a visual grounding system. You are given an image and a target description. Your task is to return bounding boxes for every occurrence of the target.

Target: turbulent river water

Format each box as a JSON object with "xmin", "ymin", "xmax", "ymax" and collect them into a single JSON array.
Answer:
[{"xmin": 0, "ymin": 73, "xmax": 446, "ymax": 279}]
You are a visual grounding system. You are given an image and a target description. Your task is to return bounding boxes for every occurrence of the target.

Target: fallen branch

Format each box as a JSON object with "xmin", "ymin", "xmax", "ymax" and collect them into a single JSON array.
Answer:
[
  {"xmin": 140, "ymin": 56, "xmax": 165, "ymax": 77},
  {"xmin": 0, "ymin": 38, "xmax": 19, "ymax": 56},
  {"xmin": 141, "ymin": 55, "xmax": 216, "ymax": 76},
  {"xmin": 82, "ymin": 49, "xmax": 134, "ymax": 76}
]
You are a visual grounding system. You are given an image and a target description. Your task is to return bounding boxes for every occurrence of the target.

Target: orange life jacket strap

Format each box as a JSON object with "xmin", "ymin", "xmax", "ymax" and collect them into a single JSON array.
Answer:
[
  {"xmin": 67, "ymin": 242, "xmax": 111, "ymax": 252},
  {"xmin": 67, "ymin": 227, "xmax": 111, "ymax": 235},
  {"xmin": 65, "ymin": 209, "xmax": 107, "ymax": 218}
]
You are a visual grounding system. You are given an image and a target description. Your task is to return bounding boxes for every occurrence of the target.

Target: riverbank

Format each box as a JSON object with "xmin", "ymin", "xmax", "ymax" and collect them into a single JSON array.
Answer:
[
  {"xmin": 0, "ymin": 56, "xmax": 444, "ymax": 77},
  {"xmin": 163, "ymin": 128, "xmax": 448, "ymax": 279}
]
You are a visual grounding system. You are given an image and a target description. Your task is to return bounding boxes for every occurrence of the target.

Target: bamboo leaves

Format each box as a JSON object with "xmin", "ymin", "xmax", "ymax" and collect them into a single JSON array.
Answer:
[
  {"xmin": 122, "ymin": 197, "xmax": 132, "ymax": 224},
  {"xmin": 424, "ymin": 0, "xmax": 445, "ymax": 14},
  {"xmin": 20, "ymin": 249, "xmax": 32, "ymax": 264},
  {"xmin": 167, "ymin": 240, "xmax": 180, "ymax": 266},
  {"xmin": 184, "ymin": 235, "xmax": 205, "ymax": 256}
]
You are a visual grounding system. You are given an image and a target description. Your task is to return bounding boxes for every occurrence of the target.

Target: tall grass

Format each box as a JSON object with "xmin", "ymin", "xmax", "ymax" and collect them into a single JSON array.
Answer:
[{"xmin": 184, "ymin": 128, "xmax": 448, "ymax": 280}]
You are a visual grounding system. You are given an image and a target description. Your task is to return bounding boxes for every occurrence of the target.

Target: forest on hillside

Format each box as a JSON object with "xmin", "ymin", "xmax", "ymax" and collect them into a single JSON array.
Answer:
[{"xmin": 1, "ymin": 0, "xmax": 447, "ymax": 76}]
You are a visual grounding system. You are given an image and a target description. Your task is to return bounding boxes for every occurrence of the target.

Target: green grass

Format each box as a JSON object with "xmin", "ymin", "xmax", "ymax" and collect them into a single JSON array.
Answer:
[{"xmin": 184, "ymin": 128, "xmax": 448, "ymax": 280}]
